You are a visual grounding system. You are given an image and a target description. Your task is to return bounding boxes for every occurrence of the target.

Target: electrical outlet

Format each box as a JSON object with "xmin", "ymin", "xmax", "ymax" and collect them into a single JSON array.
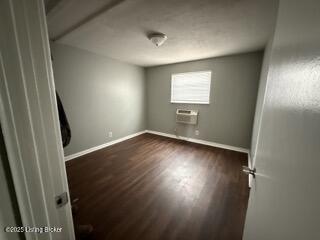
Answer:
[
  {"xmin": 108, "ymin": 131, "xmax": 113, "ymax": 138},
  {"xmin": 195, "ymin": 130, "xmax": 200, "ymax": 136}
]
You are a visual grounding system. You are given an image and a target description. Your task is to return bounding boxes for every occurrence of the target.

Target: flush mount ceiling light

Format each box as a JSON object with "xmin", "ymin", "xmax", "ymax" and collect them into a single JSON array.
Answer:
[{"xmin": 148, "ymin": 32, "xmax": 168, "ymax": 47}]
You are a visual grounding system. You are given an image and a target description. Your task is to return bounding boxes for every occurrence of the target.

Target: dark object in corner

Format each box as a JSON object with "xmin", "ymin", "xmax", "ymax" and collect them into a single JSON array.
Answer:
[{"xmin": 56, "ymin": 92, "xmax": 71, "ymax": 147}]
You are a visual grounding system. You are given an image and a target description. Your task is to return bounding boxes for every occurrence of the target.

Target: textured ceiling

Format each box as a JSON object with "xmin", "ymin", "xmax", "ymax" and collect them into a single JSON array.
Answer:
[{"xmin": 47, "ymin": 0, "xmax": 278, "ymax": 67}]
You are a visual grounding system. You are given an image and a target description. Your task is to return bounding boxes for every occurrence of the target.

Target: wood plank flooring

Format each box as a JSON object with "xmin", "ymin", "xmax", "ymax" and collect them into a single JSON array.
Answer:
[{"xmin": 66, "ymin": 133, "xmax": 249, "ymax": 240}]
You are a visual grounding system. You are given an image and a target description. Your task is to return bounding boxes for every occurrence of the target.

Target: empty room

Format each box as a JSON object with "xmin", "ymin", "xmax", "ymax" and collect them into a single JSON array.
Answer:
[{"xmin": 1, "ymin": 0, "xmax": 320, "ymax": 240}]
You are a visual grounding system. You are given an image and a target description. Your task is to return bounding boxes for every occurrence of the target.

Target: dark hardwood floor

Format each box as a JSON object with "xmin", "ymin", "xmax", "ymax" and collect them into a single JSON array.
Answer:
[{"xmin": 66, "ymin": 133, "xmax": 249, "ymax": 240}]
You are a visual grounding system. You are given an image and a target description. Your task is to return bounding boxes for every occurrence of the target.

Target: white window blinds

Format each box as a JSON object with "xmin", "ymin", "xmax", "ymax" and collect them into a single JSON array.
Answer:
[{"xmin": 171, "ymin": 71, "xmax": 211, "ymax": 104}]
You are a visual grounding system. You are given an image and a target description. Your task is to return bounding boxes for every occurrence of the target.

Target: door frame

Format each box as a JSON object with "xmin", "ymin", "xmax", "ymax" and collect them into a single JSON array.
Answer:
[{"xmin": 0, "ymin": 0, "xmax": 74, "ymax": 239}]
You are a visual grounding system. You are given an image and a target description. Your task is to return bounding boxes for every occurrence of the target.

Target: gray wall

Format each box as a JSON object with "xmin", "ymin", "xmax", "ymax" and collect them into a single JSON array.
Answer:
[
  {"xmin": 244, "ymin": 0, "xmax": 320, "ymax": 239},
  {"xmin": 0, "ymin": 128, "xmax": 24, "ymax": 240},
  {"xmin": 146, "ymin": 52, "xmax": 263, "ymax": 149},
  {"xmin": 52, "ymin": 44, "xmax": 146, "ymax": 156}
]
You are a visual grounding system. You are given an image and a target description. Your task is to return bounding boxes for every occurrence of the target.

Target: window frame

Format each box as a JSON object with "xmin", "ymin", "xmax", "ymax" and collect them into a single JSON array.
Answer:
[{"xmin": 170, "ymin": 70, "xmax": 212, "ymax": 105}]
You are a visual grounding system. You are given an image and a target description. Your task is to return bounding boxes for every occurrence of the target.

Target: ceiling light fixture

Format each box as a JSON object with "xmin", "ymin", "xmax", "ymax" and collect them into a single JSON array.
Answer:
[{"xmin": 148, "ymin": 32, "xmax": 168, "ymax": 47}]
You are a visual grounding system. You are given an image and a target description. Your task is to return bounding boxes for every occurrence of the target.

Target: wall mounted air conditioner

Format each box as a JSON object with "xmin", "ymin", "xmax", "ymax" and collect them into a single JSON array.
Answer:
[{"xmin": 176, "ymin": 109, "xmax": 198, "ymax": 125}]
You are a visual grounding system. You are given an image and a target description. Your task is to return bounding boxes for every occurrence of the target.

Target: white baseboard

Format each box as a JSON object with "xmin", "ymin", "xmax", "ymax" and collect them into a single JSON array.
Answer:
[
  {"xmin": 145, "ymin": 130, "xmax": 249, "ymax": 154},
  {"xmin": 64, "ymin": 130, "xmax": 146, "ymax": 161}
]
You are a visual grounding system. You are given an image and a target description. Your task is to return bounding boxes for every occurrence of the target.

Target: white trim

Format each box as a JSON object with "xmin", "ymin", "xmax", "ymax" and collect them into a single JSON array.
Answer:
[
  {"xmin": 65, "ymin": 131, "xmax": 146, "ymax": 161},
  {"xmin": 251, "ymin": 39, "xmax": 274, "ymax": 168},
  {"xmin": 0, "ymin": 51, "xmax": 36, "ymax": 236},
  {"xmin": 0, "ymin": 0, "xmax": 75, "ymax": 238},
  {"xmin": 145, "ymin": 130, "xmax": 249, "ymax": 154}
]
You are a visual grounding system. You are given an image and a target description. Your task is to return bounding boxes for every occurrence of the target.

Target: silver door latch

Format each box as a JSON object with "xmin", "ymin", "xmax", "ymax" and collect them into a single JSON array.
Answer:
[
  {"xmin": 242, "ymin": 166, "xmax": 256, "ymax": 178},
  {"xmin": 55, "ymin": 192, "xmax": 68, "ymax": 208}
]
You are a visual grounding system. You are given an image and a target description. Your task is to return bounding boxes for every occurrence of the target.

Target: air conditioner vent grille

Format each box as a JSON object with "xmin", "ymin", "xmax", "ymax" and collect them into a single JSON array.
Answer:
[{"xmin": 176, "ymin": 109, "xmax": 198, "ymax": 125}]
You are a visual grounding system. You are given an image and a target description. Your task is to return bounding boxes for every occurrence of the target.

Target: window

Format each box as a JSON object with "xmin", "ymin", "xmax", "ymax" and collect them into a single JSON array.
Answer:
[{"xmin": 171, "ymin": 71, "xmax": 211, "ymax": 104}]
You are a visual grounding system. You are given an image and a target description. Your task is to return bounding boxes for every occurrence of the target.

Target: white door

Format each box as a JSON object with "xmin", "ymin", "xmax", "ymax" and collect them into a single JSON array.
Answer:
[
  {"xmin": 243, "ymin": 0, "xmax": 320, "ymax": 239},
  {"xmin": 0, "ymin": 0, "xmax": 75, "ymax": 239}
]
